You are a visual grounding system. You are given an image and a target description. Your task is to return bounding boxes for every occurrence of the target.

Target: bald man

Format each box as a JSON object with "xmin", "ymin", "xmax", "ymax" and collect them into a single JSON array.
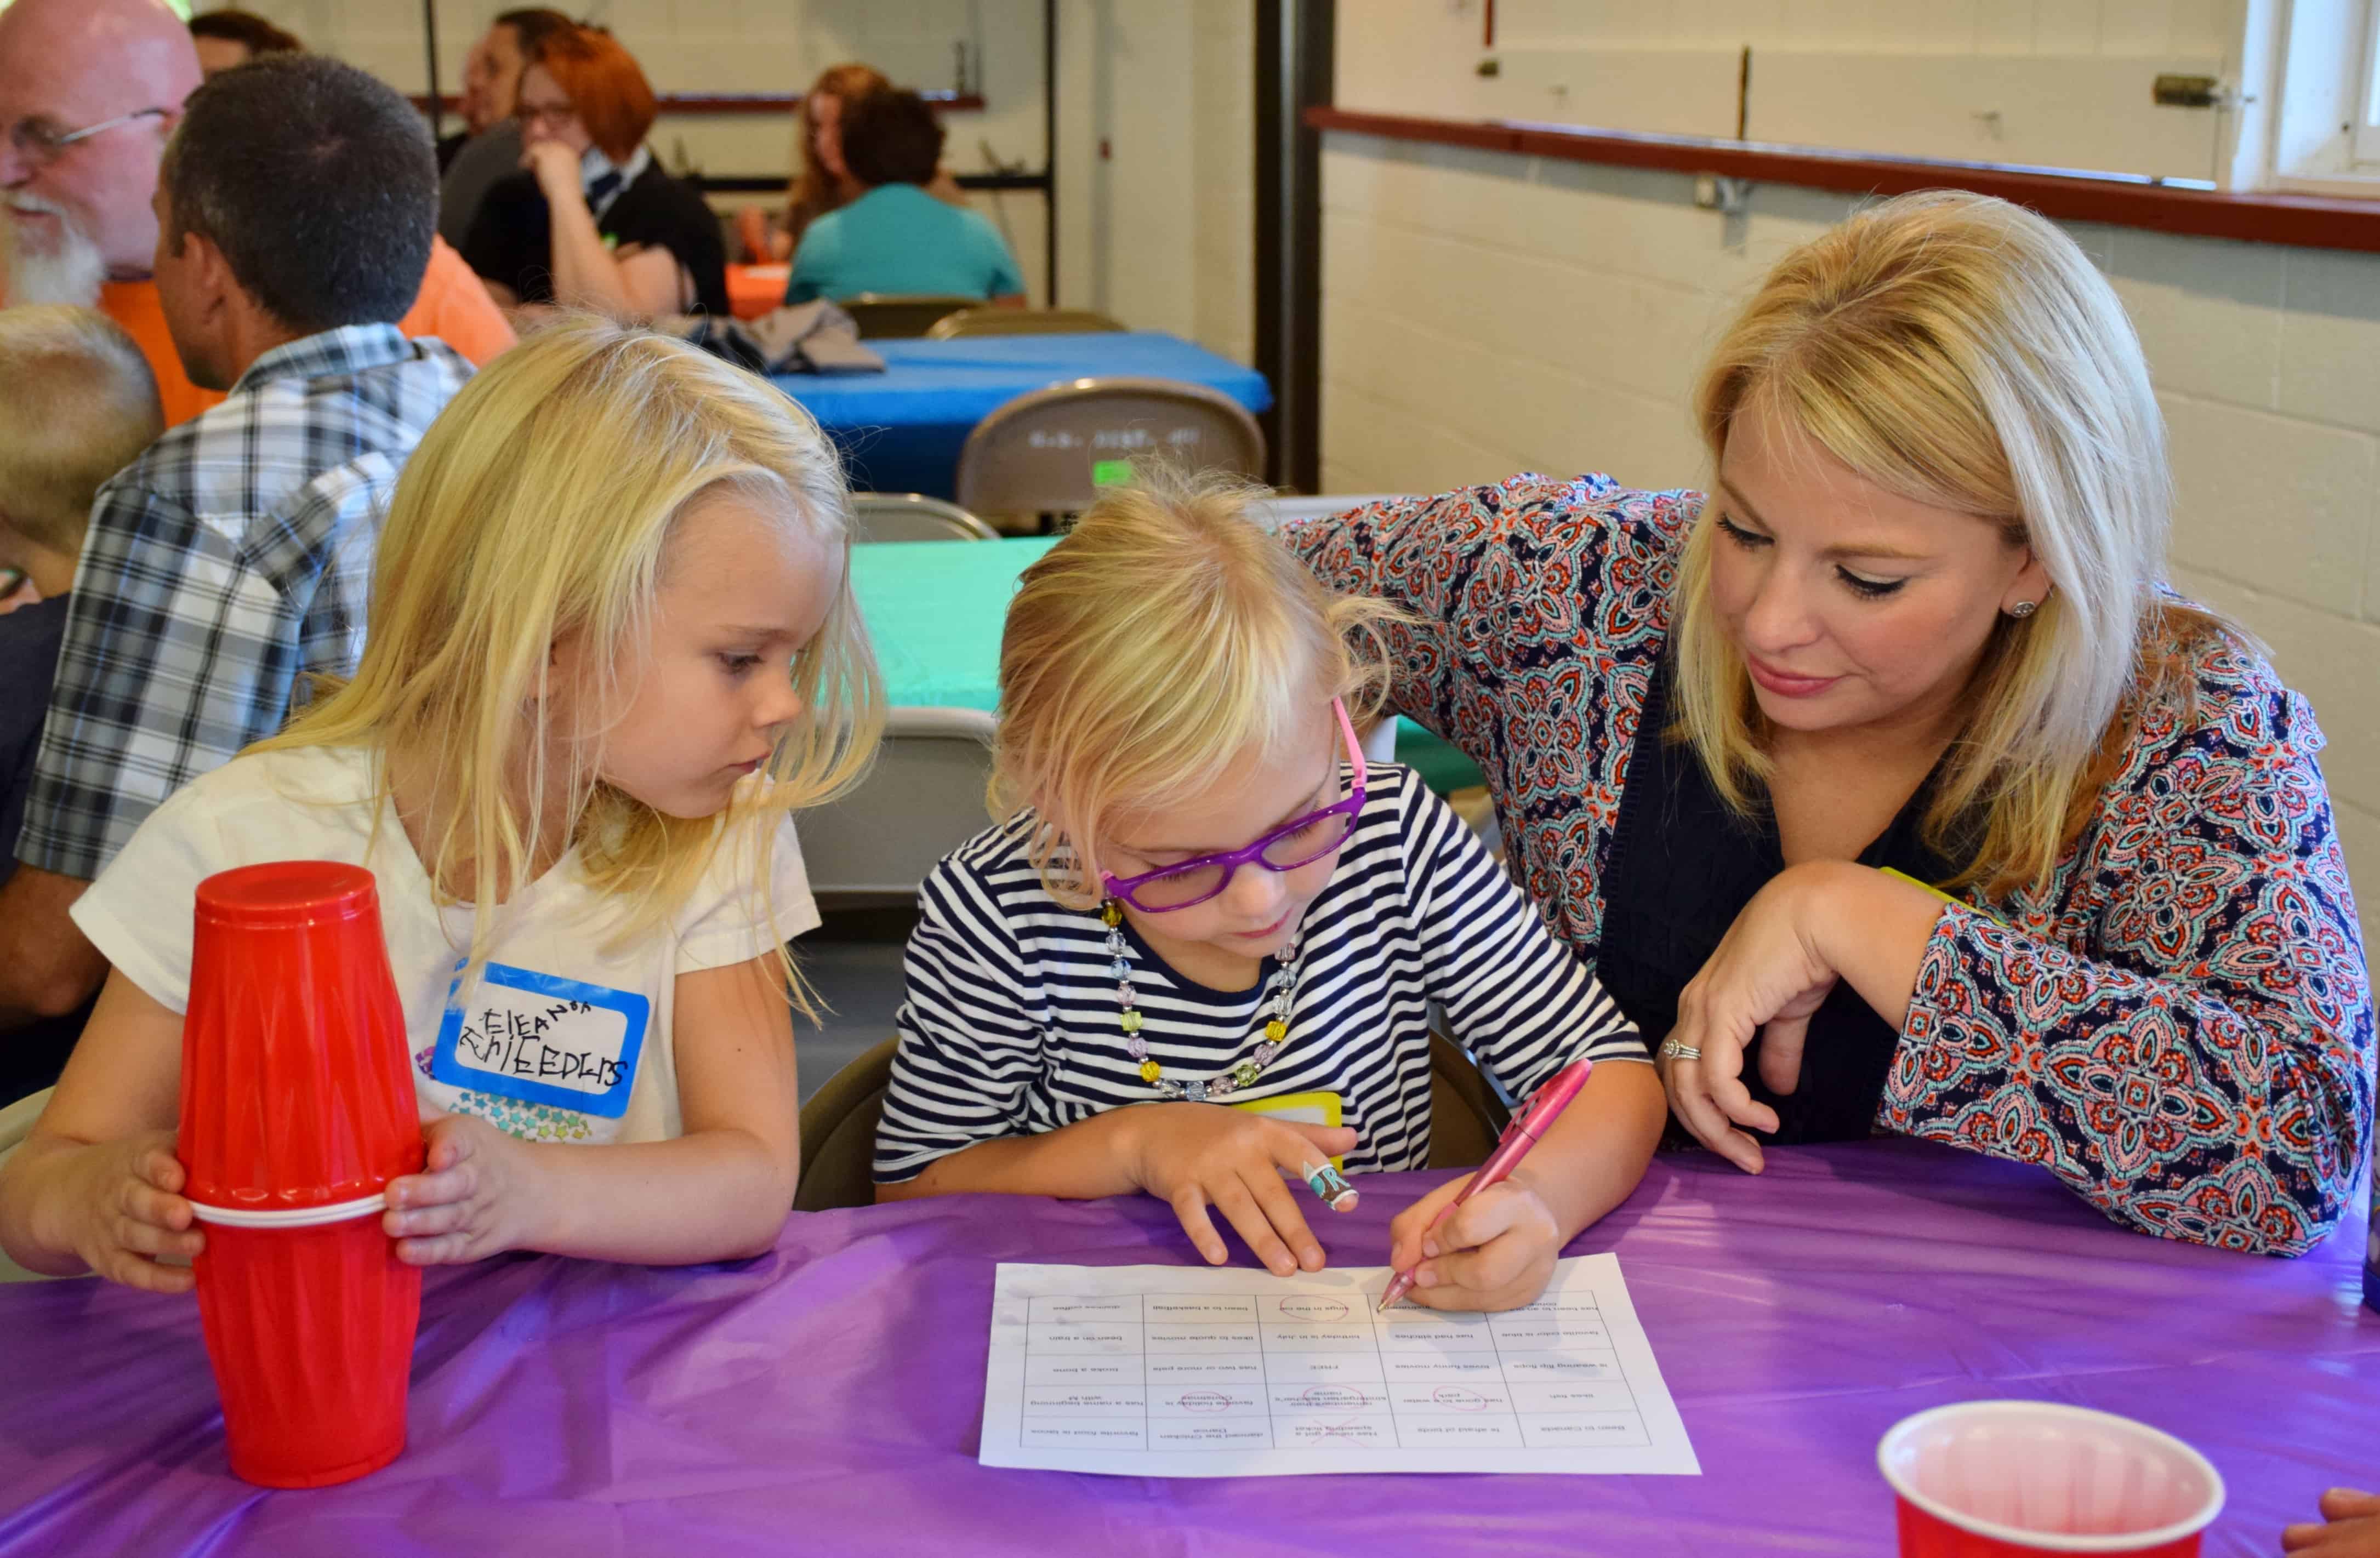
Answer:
[{"xmin": 0, "ymin": 0, "xmax": 510, "ymax": 425}]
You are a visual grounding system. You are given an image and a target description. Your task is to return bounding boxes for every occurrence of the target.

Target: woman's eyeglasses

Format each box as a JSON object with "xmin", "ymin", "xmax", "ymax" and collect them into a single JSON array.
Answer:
[{"xmin": 1100, "ymin": 700, "xmax": 1369, "ymax": 914}]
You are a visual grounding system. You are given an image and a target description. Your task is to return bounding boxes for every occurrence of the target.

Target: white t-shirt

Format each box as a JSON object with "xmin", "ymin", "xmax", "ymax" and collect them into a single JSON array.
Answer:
[{"xmin": 72, "ymin": 745, "xmax": 820, "ymax": 1147}]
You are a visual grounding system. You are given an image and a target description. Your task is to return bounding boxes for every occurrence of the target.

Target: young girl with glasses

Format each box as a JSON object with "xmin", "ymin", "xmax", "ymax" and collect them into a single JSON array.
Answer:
[{"xmin": 874, "ymin": 477, "xmax": 1663, "ymax": 1312}]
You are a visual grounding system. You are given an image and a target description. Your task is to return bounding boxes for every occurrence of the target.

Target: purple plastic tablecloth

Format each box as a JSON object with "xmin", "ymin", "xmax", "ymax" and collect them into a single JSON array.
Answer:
[{"xmin": 1, "ymin": 1139, "xmax": 2372, "ymax": 1556}]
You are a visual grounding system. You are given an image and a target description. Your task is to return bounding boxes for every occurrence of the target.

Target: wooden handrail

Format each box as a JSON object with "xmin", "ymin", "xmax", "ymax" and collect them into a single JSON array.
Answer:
[{"xmin": 1307, "ymin": 106, "xmax": 2380, "ymax": 254}]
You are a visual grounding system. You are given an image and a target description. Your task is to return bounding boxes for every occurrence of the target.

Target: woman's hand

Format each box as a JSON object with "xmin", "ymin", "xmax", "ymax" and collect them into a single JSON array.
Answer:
[
  {"xmin": 1661, "ymin": 866, "xmax": 1842, "ymax": 1173},
  {"xmin": 522, "ymin": 138, "xmax": 584, "ymax": 204},
  {"xmin": 49, "ymin": 1130, "xmax": 203, "ymax": 1293},
  {"xmin": 382, "ymin": 1114, "xmax": 544, "ymax": 1266},
  {"xmin": 1386, "ymin": 1170, "xmax": 1562, "ymax": 1311},
  {"xmin": 1660, "ymin": 861, "xmax": 1947, "ymax": 1173},
  {"xmin": 2286, "ymin": 1490, "xmax": 2380, "ymax": 1555},
  {"xmin": 1124, "ymin": 1104, "xmax": 1358, "ymax": 1277}
]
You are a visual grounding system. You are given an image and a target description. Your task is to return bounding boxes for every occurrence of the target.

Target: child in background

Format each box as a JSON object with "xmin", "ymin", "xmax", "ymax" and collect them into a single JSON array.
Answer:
[
  {"xmin": 874, "ymin": 476, "xmax": 1664, "ymax": 1312},
  {"xmin": 0, "ymin": 307, "xmax": 163, "ymax": 1104},
  {"xmin": 0, "ymin": 318, "xmax": 882, "ymax": 1291}
]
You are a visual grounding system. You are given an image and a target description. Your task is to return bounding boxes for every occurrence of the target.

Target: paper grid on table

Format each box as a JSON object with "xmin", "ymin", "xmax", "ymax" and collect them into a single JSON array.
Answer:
[{"xmin": 978, "ymin": 1253, "xmax": 1699, "ymax": 1476}]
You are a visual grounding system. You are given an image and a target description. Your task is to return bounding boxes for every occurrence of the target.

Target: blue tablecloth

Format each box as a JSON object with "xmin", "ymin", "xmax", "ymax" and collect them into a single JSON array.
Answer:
[{"xmin": 772, "ymin": 333, "xmax": 1273, "ymax": 499}]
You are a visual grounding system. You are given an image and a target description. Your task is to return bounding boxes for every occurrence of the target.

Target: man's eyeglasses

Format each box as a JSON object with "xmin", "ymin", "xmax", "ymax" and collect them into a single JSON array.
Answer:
[
  {"xmin": 1100, "ymin": 700, "xmax": 1369, "ymax": 914},
  {"xmin": 6, "ymin": 108, "xmax": 169, "ymax": 170}
]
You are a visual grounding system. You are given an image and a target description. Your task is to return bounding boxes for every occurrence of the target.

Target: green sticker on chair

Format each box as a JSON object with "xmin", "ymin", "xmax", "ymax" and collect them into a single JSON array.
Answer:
[{"xmin": 1091, "ymin": 459, "xmax": 1136, "ymax": 489}]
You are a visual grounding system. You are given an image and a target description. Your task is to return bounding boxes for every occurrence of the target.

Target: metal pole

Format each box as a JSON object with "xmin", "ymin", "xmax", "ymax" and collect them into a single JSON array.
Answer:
[
  {"xmin": 422, "ymin": 0, "xmax": 446, "ymax": 140},
  {"xmin": 1043, "ymin": 0, "xmax": 1058, "ymax": 305}
]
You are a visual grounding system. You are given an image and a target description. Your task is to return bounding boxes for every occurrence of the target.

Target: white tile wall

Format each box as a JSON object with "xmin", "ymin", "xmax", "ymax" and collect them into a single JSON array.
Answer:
[{"xmin": 1319, "ymin": 130, "xmax": 2380, "ymax": 948}]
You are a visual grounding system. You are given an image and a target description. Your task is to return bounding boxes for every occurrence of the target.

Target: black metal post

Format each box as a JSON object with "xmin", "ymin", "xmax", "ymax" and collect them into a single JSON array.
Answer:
[
  {"xmin": 1255, "ymin": 0, "xmax": 1330, "ymax": 492},
  {"xmin": 422, "ymin": 0, "xmax": 445, "ymax": 139},
  {"xmin": 1043, "ymin": 0, "xmax": 1058, "ymax": 305}
]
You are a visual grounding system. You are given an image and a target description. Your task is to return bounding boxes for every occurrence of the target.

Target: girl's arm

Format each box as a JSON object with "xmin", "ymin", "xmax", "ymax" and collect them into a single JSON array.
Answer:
[
  {"xmin": 1385, "ymin": 1061, "xmax": 1666, "ymax": 1310},
  {"xmin": 0, "ymin": 970, "xmax": 201, "ymax": 1289},
  {"xmin": 385, "ymin": 951, "xmax": 800, "ymax": 1265}
]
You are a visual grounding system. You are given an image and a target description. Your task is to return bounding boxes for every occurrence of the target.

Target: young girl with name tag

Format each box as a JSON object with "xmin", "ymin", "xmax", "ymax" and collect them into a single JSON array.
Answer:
[
  {"xmin": 873, "ymin": 477, "xmax": 1664, "ymax": 1311},
  {"xmin": 0, "ymin": 318, "xmax": 882, "ymax": 1290}
]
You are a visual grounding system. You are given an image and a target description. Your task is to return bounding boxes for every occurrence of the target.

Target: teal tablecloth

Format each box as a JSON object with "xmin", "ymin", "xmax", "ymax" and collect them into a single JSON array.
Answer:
[{"xmin": 848, "ymin": 538, "xmax": 1485, "ymax": 794}]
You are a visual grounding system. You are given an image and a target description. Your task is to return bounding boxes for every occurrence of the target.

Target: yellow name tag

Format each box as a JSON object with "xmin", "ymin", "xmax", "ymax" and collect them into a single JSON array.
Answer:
[{"xmin": 1229, "ymin": 1090, "xmax": 1345, "ymax": 1171}]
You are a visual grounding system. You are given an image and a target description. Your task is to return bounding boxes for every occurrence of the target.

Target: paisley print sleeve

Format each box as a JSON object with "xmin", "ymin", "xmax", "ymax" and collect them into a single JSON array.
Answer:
[{"xmin": 1882, "ymin": 656, "xmax": 2375, "ymax": 1257}]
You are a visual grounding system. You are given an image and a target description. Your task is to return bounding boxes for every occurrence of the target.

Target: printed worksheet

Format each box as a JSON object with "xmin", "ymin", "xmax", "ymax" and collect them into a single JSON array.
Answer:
[{"xmin": 978, "ymin": 1253, "xmax": 1700, "ymax": 1476}]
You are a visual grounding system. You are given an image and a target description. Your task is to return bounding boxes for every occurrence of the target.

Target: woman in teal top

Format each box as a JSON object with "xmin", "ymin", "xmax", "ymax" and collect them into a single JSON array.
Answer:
[{"xmin": 784, "ymin": 89, "xmax": 1026, "ymax": 307}]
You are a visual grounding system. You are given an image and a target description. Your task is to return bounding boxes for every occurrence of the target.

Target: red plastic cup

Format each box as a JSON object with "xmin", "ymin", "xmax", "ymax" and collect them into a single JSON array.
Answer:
[
  {"xmin": 177, "ymin": 862, "xmax": 426, "ymax": 1489},
  {"xmin": 1878, "ymin": 1402, "xmax": 2225, "ymax": 1557}
]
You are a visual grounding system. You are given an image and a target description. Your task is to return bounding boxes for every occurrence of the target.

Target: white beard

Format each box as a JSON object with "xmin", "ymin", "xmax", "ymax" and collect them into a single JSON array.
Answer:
[{"xmin": 2, "ymin": 200, "xmax": 107, "ymax": 308}]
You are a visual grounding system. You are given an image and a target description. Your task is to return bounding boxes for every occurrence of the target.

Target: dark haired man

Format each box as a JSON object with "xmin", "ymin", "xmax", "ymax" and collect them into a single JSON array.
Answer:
[{"xmin": 0, "ymin": 54, "xmax": 470, "ymax": 1054}]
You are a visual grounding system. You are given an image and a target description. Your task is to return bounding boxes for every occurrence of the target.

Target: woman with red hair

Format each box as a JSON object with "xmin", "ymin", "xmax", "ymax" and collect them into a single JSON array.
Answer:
[{"xmin": 460, "ymin": 25, "xmax": 727, "ymax": 321}]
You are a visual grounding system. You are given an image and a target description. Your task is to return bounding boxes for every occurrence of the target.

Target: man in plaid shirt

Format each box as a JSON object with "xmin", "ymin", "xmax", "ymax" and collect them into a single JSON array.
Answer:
[{"xmin": 0, "ymin": 55, "xmax": 469, "ymax": 1040}]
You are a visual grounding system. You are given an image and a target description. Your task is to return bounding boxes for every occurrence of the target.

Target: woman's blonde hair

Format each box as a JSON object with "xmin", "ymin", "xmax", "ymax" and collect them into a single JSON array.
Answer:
[
  {"xmin": 994, "ymin": 472, "xmax": 1406, "ymax": 906},
  {"xmin": 1676, "ymin": 189, "xmax": 2240, "ymax": 900},
  {"xmin": 254, "ymin": 317, "xmax": 882, "ymax": 998}
]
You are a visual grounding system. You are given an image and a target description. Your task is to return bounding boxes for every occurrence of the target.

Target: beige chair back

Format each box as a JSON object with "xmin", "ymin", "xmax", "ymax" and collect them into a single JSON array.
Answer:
[
  {"xmin": 954, "ymin": 376, "xmax": 1267, "ymax": 528},
  {"xmin": 837, "ymin": 293, "xmax": 981, "ymax": 339},
  {"xmin": 925, "ymin": 307, "xmax": 1126, "ymax": 340},
  {"xmin": 849, "ymin": 492, "xmax": 1000, "ymax": 543},
  {"xmin": 796, "ymin": 706, "xmax": 997, "ymax": 908}
]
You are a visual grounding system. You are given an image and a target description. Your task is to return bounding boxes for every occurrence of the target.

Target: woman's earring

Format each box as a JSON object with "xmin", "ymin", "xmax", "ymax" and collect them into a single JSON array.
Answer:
[{"xmin": 2007, "ymin": 600, "xmax": 2037, "ymax": 619}]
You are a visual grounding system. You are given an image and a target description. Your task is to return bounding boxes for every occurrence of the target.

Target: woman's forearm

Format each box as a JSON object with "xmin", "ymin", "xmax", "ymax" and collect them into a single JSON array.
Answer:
[{"xmin": 542, "ymin": 184, "xmax": 638, "ymax": 317}]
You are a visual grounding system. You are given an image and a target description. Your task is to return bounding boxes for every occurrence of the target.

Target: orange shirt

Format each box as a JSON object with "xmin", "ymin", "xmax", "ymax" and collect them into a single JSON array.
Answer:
[{"xmin": 79, "ymin": 237, "xmax": 513, "ymax": 429}]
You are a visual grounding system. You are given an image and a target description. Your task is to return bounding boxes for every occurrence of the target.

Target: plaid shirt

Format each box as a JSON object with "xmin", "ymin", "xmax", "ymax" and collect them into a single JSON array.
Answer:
[{"xmin": 18, "ymin": 326, "xmax": 469, "ymax": 881}]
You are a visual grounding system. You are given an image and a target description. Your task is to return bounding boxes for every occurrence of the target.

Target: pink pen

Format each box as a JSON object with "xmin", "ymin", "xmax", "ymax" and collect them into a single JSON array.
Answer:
[{"xmin": 1377, "ymin": 1057, "xmax": 1595, "ymax": 1311}]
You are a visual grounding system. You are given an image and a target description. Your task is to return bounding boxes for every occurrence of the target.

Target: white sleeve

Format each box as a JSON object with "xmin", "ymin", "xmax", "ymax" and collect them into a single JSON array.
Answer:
[
  {"xmin": 674, "ymin": 813, "xmax": 822, "ymax": 974},
  {"xmin": 67, "ymin": 779, "xmax": 241, "ymax": 1015}
]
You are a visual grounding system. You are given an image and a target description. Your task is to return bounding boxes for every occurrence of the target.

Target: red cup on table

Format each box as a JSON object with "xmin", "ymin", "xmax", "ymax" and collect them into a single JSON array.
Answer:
[
  {"xmin": 177, "ymin": 863, "xmax": 426, "ymax": 1489},
  {"xmin": 1878, "ymin": 1402, "xmax": 2225, "ymax": 1557}
]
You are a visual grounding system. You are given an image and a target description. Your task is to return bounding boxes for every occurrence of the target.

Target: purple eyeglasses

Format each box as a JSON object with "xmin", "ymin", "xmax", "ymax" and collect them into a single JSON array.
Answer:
[{"xmin": 1101, "ymin": 700, "xmax": 1367, "ymax": 914}]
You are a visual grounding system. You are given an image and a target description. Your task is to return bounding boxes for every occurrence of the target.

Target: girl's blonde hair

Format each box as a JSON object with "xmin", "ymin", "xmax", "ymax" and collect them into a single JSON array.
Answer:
[
  {"xmin": 1676, "ymin": 189, "xmax": 2241, "ymax": 900},
  {"xmin": 994, "ymin": 472, "xmax": 1406, "ymax": 906},
  {"xmin": 255, "ymin": 317, "xmax": 883, "ymax": 996}
]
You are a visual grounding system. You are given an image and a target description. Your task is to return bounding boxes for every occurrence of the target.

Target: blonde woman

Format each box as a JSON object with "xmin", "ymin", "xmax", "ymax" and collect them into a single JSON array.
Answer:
[
  {"xmin": 873, "ymin": 478, "xmax": 1662, "ymax": 1312},
  {"xmin": 1286, "ymin": 190, "xmax": 2372, "ymax": 1257},
  {"xmin": 0, "ymin": 319, "xmax": 883, "ymax": 1291}
]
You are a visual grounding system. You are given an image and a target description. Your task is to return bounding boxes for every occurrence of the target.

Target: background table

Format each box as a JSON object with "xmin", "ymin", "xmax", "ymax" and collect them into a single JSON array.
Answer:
[
  {"xmin": 1, "ymin": 1140, "xmax": 2369, "ymax": 1556},
  {"xmin": 773, "ymin": 333, "xmax": 1274, "ymax": 499},
  {"xmin": 851, "ymin": 537, "xmax": 1485, "ymax": 794}
]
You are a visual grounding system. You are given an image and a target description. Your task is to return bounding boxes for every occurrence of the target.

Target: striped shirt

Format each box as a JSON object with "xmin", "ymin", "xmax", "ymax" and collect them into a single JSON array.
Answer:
[
  {"xmin": 16, "ymin": 326, "xmax": 470, "ymax": 881},
  {"xmin": 875, "ymin": 762, "xmax": 1647, "ymax": 1182}
]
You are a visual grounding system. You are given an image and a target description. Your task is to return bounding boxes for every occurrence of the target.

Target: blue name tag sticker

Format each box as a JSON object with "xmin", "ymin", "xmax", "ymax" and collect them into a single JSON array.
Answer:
[{"xmin": 430, "ymin": 962, "xmax": 651, "ymax": 1120}]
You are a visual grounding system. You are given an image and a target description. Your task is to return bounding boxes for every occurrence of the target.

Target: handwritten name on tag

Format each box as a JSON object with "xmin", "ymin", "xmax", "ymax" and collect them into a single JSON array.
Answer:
[{"xmin": 430, "ymin": 963, "xmax": 651, "ymax": 1119}]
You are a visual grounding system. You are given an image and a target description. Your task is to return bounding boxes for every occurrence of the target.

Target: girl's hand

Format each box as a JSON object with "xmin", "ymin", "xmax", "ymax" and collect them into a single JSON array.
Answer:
[
  {"xmin": 382, "ymin": 1114, "xmax": 543, "ymax": 1266},
  {"xmin": 55, "ymin": 1130, "xmax": 202, "ymax": 1293},
  {"xmin": 2285, "ymin": 1489, "xmax": 2380, "ymax": 1555},
  {"xmin": 1662, "ymin": 865, "xmax": 1844, "ymax": 1174},
  {"xmin": 1125, "ymin": 1104, "xmax": 1358, "ymax": 1277},
  {"xmin": 1385, "ymin": 1171, "xmax": 1562, "ymax": 1311}
]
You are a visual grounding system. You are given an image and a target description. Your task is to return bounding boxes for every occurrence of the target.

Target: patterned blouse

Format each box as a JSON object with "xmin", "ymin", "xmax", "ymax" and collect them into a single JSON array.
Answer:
[{"xmin": 1285, "ymin": 473, "xmax": 2375, "ymax": 1257}]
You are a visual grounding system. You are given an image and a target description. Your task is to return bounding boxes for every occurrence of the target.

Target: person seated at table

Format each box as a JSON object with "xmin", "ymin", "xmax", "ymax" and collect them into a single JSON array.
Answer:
[
  {"xmin": 461, "ymin": 24, "xmax": 730, "ymax": 323},
  {"xmin": 0, "ymin": 318, "xmax": 885, "ymax": 1292},
  {"xmin": 736, "ymin": 62, "xmax": 970, "ymax": 265},
  {"xmin": 186, "ymin": 9, "xmax": 301, "ymax": 79},
  {"xmin": 1285, "ymin": 189, "xmax": 2375, "ymax": 1257},
  {"xmin": 0, "ymin": 306, "xmax": 161, "ymax": 1105},
  {"xmin": 873, "ymin": 476, "xmax": 1662, "ymax": 1312},
  {"xmin": 784, "ymin": 88, "xmax": 1024, "ymax": 309}
]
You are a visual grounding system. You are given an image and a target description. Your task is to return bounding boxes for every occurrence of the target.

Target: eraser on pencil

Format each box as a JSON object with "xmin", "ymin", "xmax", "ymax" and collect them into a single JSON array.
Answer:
[{"xmin": 1301, "ymin": 1161, "xmax": 1359, "ymax": 1213}]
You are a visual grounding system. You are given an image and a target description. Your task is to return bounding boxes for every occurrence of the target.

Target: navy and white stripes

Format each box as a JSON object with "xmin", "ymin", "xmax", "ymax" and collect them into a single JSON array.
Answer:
[{"xmin": 875, "ymin": 762, "xmax": 1647, "ymax": 1182}]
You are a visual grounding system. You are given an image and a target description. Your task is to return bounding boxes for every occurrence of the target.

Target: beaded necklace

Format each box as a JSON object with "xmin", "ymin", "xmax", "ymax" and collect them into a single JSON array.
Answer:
[{"xmin": 1102, "ymin": 901, "xmax": 1299, "ymax": 1103}]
